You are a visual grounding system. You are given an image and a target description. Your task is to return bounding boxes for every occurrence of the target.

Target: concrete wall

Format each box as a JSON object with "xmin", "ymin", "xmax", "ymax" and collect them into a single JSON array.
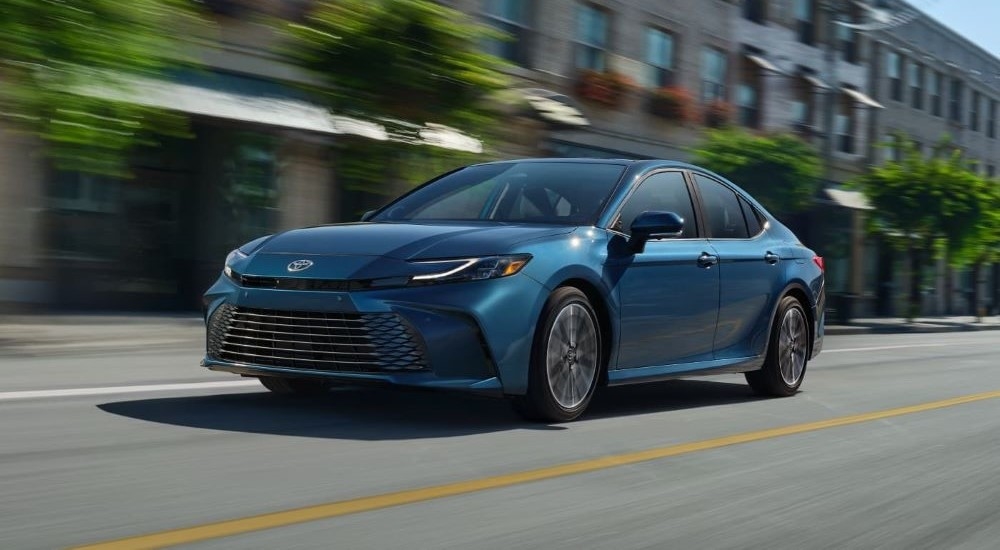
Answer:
[{"xmin": 0, "ymin": 125, "xmax": 49, "ymax": 310}]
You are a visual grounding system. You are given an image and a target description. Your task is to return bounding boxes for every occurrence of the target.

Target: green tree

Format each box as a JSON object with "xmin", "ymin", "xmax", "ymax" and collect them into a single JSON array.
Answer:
[
  {"xmin": 286, "ymin": 0, "xmax": 509, "ymax": 129},
  {"xmin": 285, "ymin": 0, "xmax": 510, "ymax": 200},
  {"xmin": 0, "ymin": 0, "xmax": 203, "ymax": 175},
  {"xmin": 691, "ymin": 128, "xmax": 822, "ymax": 218},
  {"xmin": 952, "ymin": 177, "xmax": 1000, "ymax": 320},
  {"xmin": 853, "ymin": 138, "xmax": 989, "ymax": 319}
]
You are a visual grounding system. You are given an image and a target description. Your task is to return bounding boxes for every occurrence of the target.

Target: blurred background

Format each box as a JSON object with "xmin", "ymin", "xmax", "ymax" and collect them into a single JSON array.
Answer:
[{"xmin": 1, "ymin": 0, "xmax": 999, "ymax": 321}]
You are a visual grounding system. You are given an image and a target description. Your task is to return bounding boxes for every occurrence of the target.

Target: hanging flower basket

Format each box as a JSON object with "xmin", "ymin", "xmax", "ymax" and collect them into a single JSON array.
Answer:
[
  {"xmin": 704, "ymin": 100, "xmax": 734, "ymax": 128},
  {"xmin": 647, "ymin": 86, "xmax": 696, "ymax": 123},
  {"xmin": 574, "ymin": 70, "xmax": 633, "ymax": 107}
]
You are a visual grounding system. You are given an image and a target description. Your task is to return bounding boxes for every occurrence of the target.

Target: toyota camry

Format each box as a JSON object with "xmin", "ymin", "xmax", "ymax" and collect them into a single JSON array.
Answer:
[{"xmin": 202, "ymin": 158, "xmax": 825, "ymax": 422}]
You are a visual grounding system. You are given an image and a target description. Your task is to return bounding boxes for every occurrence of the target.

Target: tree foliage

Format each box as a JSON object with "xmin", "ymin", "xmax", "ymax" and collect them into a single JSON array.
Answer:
[
  {"xmin": 286, "ymin": 0, "xmax": 510, "ymax": 131},
  {"xmin": 0, "ymin": 0, "xmax": 203, "ymax": 175},
  {"xmin": 691, "ymin": 128, "xmax": 822, "ymax": 217},
  {"xmin": 852, "ymin": 137, "xmax": 995, "ymax": 317}
]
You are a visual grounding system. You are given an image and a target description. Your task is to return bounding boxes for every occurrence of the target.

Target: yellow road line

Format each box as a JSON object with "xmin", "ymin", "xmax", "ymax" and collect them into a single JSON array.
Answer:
[{"xmin": 74, "ymin": 389, "xmax": 1000, "ymax": 550}]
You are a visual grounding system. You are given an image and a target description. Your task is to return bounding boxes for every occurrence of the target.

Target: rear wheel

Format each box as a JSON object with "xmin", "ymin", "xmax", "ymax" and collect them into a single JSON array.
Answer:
[
  {"xmin": 746, "ymin": 295, "xmax": 810, "ymax": 397},
  {"xmin": 258, "ymin": 376, "xmax": 333, "ymax": 396},
  {"xmin": 514, "ymin": 287, "xmax": 602, "ymax": 423}
]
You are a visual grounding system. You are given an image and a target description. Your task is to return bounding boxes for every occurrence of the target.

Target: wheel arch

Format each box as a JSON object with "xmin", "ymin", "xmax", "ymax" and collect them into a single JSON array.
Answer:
[{"xmin": 767, "ymin": 282, "xmax": 816, "ymax": 359}]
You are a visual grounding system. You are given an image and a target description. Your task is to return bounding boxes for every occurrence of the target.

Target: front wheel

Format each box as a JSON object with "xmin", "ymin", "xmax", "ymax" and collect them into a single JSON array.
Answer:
[
  {"xmin": 746, "ymin": 296, "xmax": 810, "ymax": 397},
  {"xmin": 513, "ymin": 287, "xmax": 602, "ymax": 423},
  {"xmin": 258, "ymin": 376, "xmax": 333, "ymax": 396}
]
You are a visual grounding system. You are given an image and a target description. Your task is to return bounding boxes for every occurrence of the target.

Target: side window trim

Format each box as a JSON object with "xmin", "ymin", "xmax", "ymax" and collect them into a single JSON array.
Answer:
[
  {"xmin": 738, "ymin": 195, "xmax": 766, "ymax": 238},
  {"xmin": 607, "ymin": 168, "xmax": 700, "ymax": 239}
]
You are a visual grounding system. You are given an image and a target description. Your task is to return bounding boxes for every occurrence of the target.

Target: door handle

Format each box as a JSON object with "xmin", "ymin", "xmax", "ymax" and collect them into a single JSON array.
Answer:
[
  {"xmin": 697, "ymin": 252, "xmax": 719, "ymax": 268},
  {"xmin": 764, "ymin": 252, "xmax": 780, "ymax": 264}
]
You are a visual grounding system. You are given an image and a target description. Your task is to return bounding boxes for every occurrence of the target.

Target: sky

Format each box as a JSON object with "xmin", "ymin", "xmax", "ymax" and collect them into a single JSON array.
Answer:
[{"xmin": 919, "ymin": 0, "xmax": 1000, "ymax": 58}]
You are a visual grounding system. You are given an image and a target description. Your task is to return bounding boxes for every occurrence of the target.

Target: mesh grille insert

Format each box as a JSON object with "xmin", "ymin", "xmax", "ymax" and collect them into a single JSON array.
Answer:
[{"xmin": 207, "ymin": 305, "xmax": 427, "ymax": 373}]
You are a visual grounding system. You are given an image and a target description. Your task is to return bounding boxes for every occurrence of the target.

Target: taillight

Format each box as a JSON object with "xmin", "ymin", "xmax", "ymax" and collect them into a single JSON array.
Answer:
[{"xmin": 813, "ymin": 256, "xmax": 825, "ymax": 272}]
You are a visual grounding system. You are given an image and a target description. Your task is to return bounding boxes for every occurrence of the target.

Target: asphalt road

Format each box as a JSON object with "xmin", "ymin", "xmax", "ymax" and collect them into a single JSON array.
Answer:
[{"xmin": 2, "ymin": 331, "xmax": 1000, "ymax": 549}]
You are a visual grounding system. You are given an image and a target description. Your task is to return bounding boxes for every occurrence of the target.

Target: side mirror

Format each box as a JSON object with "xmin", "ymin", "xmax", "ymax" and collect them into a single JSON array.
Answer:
[
  {"xmin": 360, "ymin": 210, "xmax": 376, "ymax": 222},
  {"xmin": 629, "ymin": 211, "xmax": 684, "ymax": 253}
]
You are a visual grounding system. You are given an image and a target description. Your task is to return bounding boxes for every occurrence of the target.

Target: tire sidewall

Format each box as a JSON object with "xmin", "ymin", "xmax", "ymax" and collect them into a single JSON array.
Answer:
[
  {"xmin": 527, "ymin": 287, "xmax": 602, "ymax": 421},
  {"xmin": 766, "ymin": 296, "xmax": 808, "ymax": 393}
]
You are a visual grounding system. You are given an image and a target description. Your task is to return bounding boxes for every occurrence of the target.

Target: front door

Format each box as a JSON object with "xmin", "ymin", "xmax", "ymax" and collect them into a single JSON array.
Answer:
[{"xmin": 609, "ymin": 170, "xmax": 720, "ymax": 370}]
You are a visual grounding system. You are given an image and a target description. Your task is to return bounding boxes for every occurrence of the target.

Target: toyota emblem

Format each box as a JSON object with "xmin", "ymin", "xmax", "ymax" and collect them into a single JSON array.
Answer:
[{"xmin": 287, "ymin": 259, "xmax": 314, "ymax": 272}]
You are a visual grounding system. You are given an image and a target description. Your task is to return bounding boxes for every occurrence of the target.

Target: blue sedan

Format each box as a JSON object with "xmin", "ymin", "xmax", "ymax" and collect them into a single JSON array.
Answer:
[{"xmin": 203, "ymin": 159, "xmax": 824, "ymax": 422}]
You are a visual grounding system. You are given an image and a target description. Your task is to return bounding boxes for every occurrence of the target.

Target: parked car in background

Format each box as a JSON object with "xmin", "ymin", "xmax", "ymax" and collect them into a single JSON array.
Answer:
[{"xmin": 203, "ymin": 159, "xmax": 825, "ymax": 422}]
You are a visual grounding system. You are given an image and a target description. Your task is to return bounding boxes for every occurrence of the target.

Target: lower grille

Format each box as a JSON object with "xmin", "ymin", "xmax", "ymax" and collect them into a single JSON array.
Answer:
[{"xmin": 207, "ymin": 305, "xmax": 427, "ymax": 372}]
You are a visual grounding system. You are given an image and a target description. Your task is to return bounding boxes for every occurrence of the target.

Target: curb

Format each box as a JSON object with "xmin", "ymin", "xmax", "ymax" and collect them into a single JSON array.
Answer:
[{"xmin": 825, "ymin": 323, "xmax": 1000, "ymax": 336}]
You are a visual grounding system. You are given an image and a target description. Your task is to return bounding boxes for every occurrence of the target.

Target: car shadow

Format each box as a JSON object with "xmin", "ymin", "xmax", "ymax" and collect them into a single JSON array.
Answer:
[{"xmin": 97, "ymin": 378, "xmax": 762, "ymax": 441}]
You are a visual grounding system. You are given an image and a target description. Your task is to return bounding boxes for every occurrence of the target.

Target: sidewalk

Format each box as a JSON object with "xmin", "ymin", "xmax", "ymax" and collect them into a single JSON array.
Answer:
[
  {"xmin": 0, "ymin": 313, "xmax": 205, "ymax": 356},
  {"xmin": 1, "ymin": 313, "xmax": 999, "ymax": 357},
  {"xmin": 824, "ymin": 316, "xmax": 1000, "ymax": 335}
]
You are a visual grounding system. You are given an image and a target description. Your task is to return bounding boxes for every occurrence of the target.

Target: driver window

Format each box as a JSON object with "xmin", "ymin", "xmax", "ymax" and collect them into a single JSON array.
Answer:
[{"xmin": 615, "ymin": 171, "xmax": 697, "ymax": 238}]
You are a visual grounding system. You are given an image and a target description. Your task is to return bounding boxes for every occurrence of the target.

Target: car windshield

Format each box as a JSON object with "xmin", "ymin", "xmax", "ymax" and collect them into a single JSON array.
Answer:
[{"xmin": 371, "ymin": 162, "xmax": 627, "ymax": 225}]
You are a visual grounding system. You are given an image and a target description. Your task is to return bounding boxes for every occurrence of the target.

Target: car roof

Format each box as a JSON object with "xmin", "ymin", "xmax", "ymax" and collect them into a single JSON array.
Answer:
[{"xmin": 471, "ymin": 157, "xmax": 701, "ymax": 171}]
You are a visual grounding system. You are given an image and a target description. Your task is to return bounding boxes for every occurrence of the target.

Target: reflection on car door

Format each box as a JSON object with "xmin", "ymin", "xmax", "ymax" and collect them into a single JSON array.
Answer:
[
  {"xmin": 609, "ymin": 170, "xmax": 721, "ymax": 370},
  {"xmin": 692, "ymin": 173, "xmax": 781, "ymax": 360}
]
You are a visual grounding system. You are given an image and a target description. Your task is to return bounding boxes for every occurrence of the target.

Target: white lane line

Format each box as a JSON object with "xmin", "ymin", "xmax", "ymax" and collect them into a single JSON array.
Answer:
[{"xmin": 0, "ymin": 380, "xmax": 259, "ymax": 401}]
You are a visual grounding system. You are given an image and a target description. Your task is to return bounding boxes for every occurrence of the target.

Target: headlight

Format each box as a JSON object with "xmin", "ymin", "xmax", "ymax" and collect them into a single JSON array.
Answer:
[
  {"xmin": 409, "ymin": 254, "xmax": 531, "ymax": 284},
  {"xmin": 223, "ymin": 249, "xmax": 248, "ymax": 281}
]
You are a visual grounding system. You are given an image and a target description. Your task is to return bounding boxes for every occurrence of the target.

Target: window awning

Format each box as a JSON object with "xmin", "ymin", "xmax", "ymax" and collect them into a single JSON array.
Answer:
[
  {"xmin": 746, "ymin": 54, "xmax": 784, "ymax": 74},
  {"xmin": 842, "ymin": 87, "xmax": 885, "ymax": 109},
  {"xmin": 802, "ymin": 74, "xmax": 831, "ymax": 90},
  {"xmin": 825, "ymin": 188, "xmax": 873, "ymax": 210},
  {"xmin": 76, "ymin": 73, "xmax": 483, "ymax": 153},
  {"xmin": 520, "ymin": 88, "xmax": 590, "ymax": 127}
]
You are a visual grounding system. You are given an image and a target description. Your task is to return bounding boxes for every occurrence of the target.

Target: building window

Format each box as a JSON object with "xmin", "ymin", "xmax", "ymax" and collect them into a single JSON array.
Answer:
[
  {"xmin": 929, "ymin": 71, "xmax": 943, "ymax": 116},
  {"xmin": 794, "ymin": 0, "xmax": 816, "ymax": 45},
  {"xmin": 988, "ymin": 164, "xmax": 996, "ymax": 177},
  {"xmin": 836, "ymin": 111, "xmax": 854, "ymax": 154},
  {"xmin": 989, "ymin": 100, "xmax": 997, "ymax": 139},
  {"xmin": 971, "ymin": 91, "xmax": 981, "ymax": 131},
  {"xmin": 838, "ymin": 20, "xmax": 858, "ymax": 63},
  {"xmin": 950, "ymin": 78, "xmax": 964, "ymax": 123},
  {"xmin": 737, "ymin": 84, "xmax": 760, "ymax": 128},
  {"xmin": 575, "ymin": 4, "xmax": 608, "ymax": 71},
  {"xmin": 791, "ymin": 99, "xmax": 810, "ymax": 127},
  {"xmin": 644, "ymin": 27, "xmax": 675, "ymax": 87},
  {"xmin": 743, "ymin": 0, "xmax": 766, "ymax": 24},
  {"xmin": 701, "ymin": 47, "xmax": 728, "ymax": 102},
  {"xmin": 887, "ymin": 51, "xmax": 903, "ymax": 101},
  {"xmin": 882, "ymin": 133, "xmax": 900, "ymax": 163},
  {"xmin": 909, "ymin": 62, "xmax": 923, "ymax": 110},
  {"xmin": 482, "ymin": 0, "xmax": 531, "ymax": 65}
]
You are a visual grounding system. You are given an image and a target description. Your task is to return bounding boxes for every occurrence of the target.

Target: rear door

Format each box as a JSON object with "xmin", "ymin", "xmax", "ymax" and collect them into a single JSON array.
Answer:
[{"xmin": 690, "ymin": 172, "xmax": 781, "ymax": 360}]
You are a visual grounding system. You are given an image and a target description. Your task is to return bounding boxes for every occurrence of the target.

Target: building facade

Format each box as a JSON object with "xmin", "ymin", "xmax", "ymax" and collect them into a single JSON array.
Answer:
[
  {"xmin": 2, "ymin": 0, "xmax": 997, "ymax": 314},
  {"xmin": 868, "ymin": 0, "xmax": 1000, "ymax": 315}
]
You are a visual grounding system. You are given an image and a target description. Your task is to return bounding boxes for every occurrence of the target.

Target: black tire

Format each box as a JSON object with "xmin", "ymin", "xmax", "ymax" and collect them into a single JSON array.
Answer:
[
  {"xmin": 746, "ymin": 295, "xmax": 810, "ymax": 397},
  {"xmin": 258, "ymin": 376, "xmax": 333, "ymax": 396},
  {"xmin": 513, "ymin": 287, "xmax": 602, "ymax": 423}
]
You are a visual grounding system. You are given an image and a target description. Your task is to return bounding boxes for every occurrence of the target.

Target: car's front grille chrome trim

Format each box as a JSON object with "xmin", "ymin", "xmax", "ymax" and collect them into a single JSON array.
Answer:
[{"xmin": 207, "ymin": 305, "xmax": 428, "ymax": 373}]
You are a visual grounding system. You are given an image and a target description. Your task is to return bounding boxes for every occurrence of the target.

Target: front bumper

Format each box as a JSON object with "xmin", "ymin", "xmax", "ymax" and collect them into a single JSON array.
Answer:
[{"xmin": 202, "ymin": 272, "xmax": 549, "ymax": 396}]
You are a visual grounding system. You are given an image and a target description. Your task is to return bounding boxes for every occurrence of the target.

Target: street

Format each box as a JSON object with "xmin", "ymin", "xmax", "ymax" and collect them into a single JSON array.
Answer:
[{"xmin": 2, "ymin": 330, "xmax": 1000, "ymax": 549}]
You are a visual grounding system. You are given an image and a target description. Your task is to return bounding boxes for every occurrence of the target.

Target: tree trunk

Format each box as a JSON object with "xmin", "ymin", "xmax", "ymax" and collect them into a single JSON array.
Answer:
[
  {"xmin": 908, "ymin": 245, "xmax": 923, "ymax": 322},
  {"xmin": 944, "ymin": 261, "xmax": 954, "ymax": 315},
  {"xmin": 971, "ymin": 261, "xmax": 983, "ymax": 322}
]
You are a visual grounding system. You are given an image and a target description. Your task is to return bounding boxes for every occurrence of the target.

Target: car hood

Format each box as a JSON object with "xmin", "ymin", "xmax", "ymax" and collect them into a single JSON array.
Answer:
[{"xmin": 256, "ymin": 222, "xmax": 575, "ymax": 260}]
